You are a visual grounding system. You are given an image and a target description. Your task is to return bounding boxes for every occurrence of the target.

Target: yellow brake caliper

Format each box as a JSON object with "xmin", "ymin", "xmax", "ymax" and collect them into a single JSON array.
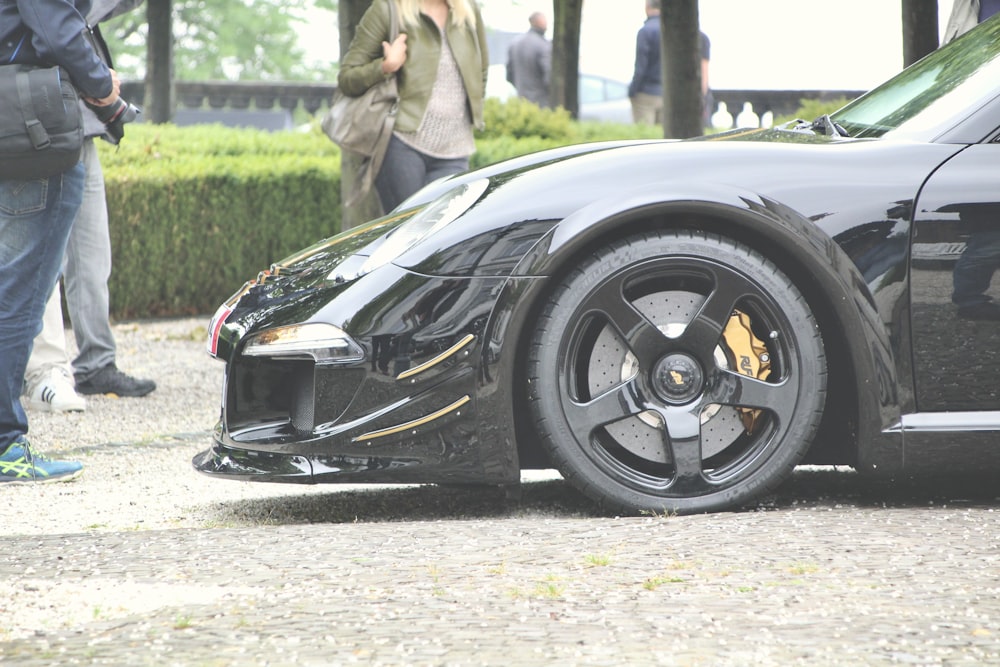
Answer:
[{"xmin": 722, "ymin": 311, "xmax": 771, "ymax": 433}]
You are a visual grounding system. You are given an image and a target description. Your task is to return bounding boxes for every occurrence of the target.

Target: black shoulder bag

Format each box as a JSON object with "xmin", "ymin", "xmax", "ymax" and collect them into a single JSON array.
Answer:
[{"xmin": 0, "ymin": 36, "xmax": 84, "ymax": 180}]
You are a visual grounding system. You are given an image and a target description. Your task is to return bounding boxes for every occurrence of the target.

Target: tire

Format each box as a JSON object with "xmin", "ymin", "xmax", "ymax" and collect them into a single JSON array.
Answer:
[{"xmin": 526, "ymin": 230, "xmax": 827, "ymax": 515}]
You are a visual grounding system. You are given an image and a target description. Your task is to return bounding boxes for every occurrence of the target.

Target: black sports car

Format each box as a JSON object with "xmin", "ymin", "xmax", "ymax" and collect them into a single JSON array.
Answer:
[{"xmin": 195, "ymin": 17, "xmax": 1000, "ymax": 514}]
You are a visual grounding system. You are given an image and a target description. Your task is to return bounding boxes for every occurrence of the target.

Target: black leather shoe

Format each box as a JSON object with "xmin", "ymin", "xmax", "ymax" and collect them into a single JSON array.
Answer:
[{"xmin": 76, "ymin": 364, "xmax": 157, "ymax": 397}]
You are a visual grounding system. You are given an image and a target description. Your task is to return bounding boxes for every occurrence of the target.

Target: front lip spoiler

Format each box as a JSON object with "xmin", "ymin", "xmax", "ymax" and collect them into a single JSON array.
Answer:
[
  {"xmin": 191, "ymin": 442, "xmax": 426, "ymax": 484},
  {"xmin": 192, "ymin": 443, "xmax": 316, "ymax": 483}
]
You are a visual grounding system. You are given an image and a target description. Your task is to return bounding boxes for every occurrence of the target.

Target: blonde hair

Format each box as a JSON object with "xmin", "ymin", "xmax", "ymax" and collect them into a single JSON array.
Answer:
[{"xmin": 395, "ymin": 0, "xmax": 478, "ymax": 31}]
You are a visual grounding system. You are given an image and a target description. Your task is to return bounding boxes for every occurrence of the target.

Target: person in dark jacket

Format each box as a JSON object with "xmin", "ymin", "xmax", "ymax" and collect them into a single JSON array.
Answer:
[
  {"xmin": 506, "ymin": 11, "xmax": 551, "ymax": 108},
  {"xmin": 0, "ymin": 0, "xmax": 120, "ymax": 482},
  {"xmin": 22, "ymin": 0, "xmax": 155, "ymax": 415},
  {"xmin": 628, "ymin": 0, "xmax": 711, "ymax": 127}
]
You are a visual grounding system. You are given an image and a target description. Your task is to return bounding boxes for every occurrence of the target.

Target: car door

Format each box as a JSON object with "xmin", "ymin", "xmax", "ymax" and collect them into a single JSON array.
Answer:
[{"xmin": 910, "ymin": 143, "xmax": 1000, "ymax": 411}]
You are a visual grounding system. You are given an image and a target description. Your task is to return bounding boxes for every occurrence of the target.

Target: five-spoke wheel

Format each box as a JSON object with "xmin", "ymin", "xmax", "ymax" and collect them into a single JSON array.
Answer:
[{"xmin": 527, "ymin": 231, "xmax": 827, "ymax": 514}]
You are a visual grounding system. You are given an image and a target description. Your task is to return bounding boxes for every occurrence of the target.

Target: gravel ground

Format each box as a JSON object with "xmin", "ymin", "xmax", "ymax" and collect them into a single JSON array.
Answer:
[
  {"xmin": 1, "ymin": 318, "xmax": 999, "ymax": 666},
  {"xmin": 3, "ymin": 317, "xmax": 355, "ymax": 535}
]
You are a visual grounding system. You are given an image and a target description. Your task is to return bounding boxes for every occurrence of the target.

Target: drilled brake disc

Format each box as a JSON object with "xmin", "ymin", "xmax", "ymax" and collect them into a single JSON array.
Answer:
[{"xmin": 586, "ymin": 291, "xmax": 771, "ymax": 463}]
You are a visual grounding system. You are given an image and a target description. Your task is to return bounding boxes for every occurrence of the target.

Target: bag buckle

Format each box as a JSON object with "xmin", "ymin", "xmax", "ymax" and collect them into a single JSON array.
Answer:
[{"xmin": 24, "ymin": 119, "xmax": 51, "ymax": 150}]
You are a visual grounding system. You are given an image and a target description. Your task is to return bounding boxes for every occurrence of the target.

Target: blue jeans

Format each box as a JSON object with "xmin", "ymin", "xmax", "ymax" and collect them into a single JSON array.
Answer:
[
  {"xmin": 0, "ymin": 164, "xmax": 85, "ymax": 450},
  {"xmin": 26, "ymin": 141, "xmax": 117, "ymax": 383}
]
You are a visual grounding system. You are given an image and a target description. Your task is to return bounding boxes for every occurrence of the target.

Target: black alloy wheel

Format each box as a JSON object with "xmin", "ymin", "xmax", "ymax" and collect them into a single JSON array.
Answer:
[{"xmin": 526, "ymin": 230, "xmax": 827, "ymax": 514}]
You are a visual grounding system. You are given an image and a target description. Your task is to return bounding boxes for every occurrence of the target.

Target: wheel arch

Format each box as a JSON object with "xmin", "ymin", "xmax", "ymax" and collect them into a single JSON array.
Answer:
[{"xmin": 492, "ymin": 182, "xmax": 902, "ymax": 473}]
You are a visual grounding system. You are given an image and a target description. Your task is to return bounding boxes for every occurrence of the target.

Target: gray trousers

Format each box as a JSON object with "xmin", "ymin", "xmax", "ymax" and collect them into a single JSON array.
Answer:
[{"xmin": 26, "ymin": 140, "xmax": 117, "ymax": 384}]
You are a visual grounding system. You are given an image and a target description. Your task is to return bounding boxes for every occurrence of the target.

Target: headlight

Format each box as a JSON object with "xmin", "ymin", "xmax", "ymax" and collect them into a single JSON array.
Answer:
[
  {"xmin": 355, "ymin": 178, "xmax": 489, "ymax": 276},
  {"xmin": 241, "ymin": 323, "xmax": 364, "ymax": 363},
  {"xmin": 395, "ymin": 175, "xmax": 451, "ymax": 210}
]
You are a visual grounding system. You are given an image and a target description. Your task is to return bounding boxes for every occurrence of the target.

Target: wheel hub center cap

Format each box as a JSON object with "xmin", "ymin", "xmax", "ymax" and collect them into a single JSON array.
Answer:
[{"xmin": 653, "ymin": 353, "xmax": 704, "ymax": 404}]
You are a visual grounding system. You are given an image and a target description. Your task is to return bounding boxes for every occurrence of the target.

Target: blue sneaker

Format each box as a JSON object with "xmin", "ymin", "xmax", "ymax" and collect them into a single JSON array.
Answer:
[{"xmin": 0, "ymin": 439, "xmax": 83, "ymax": 483}]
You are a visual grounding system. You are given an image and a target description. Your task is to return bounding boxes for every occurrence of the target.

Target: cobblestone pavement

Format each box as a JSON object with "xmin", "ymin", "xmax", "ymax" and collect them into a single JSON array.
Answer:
[{"xmin": 1, "ymin": 319, "xmax": 999, "ymax": 666}]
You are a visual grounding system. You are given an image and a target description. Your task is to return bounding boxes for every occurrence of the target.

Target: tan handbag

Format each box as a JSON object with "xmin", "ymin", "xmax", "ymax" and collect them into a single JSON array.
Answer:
[{"xmin": 322, "ymin": 0, "xmax": 399, "ymax": 159}]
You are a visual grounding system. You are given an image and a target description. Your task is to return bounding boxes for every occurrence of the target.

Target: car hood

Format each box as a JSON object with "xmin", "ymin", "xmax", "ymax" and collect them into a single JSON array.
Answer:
[
  {"xmin": 386, "ymin": 129, "xmax": 961, "ymax": 276},
  {"xmin": 214, "ymin": 129, "xmax": 962, "ymax": 354}
]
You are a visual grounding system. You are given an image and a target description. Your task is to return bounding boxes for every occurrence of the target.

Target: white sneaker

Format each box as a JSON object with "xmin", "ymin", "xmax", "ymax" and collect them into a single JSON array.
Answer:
[{"xmin": 23, "ymin": 367, "xmax": 87, "ymax": 413}]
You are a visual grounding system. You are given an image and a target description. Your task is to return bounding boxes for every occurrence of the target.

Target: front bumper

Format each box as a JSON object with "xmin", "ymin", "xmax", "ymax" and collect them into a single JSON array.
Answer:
[{"xmin": 194, "ymin": 265, "xmax": 518, "ymax": 485}]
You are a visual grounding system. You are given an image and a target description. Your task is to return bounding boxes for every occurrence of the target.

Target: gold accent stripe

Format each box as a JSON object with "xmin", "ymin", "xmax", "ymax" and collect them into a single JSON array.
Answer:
[
  {"xmin": 395, "ymin": 334, "xmax": 476, "ymax": 381},
  {"xmin": 351, "ymin": 395, "xmax": 471, "ymax": 442}
]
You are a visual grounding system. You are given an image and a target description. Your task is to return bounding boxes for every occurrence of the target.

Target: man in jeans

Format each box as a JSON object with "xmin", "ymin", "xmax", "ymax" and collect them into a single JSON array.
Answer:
[
  {"xmin": 21, "ymin": 0, "xmax": 153, "ymax": 413},
  {"xmin": 24, "ymin": 145, "xmax": 156, "ymax": 412},
  {"xmin": 0, "ymin": 0, "xmax": 120, "ymax": 481}
]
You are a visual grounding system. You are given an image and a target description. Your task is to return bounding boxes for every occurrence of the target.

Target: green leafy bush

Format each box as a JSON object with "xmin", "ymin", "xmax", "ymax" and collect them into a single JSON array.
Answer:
[
  {"xmin": 478, "ymin": 97, "xmax": 577, "ymax": 141},
  {"xmin": 478, "ymin": 97, "xmax": 662, "ymax": 143}
]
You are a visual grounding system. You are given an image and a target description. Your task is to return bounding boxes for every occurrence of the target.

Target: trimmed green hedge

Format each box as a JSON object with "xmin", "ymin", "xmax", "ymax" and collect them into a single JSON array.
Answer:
[
  {"xmin": 96, "ymin": 103, "xmax": 662, "ymax": 319},
  {"xmin": 99, "ymin": 125, "xmax": 343, "ymax": 318},
  {"xmin": 99, "ymin": 93, "xmax": 844, "ymax": 319}
]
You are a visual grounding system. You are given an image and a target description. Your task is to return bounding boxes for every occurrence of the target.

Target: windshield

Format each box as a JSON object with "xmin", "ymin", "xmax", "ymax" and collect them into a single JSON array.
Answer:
[{"xmin": 831, "ymin": 16, "xmax": 1000, "ymax": 139}]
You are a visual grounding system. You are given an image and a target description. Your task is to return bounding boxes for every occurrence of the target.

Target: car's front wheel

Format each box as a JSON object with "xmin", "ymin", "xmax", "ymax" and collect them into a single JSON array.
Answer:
[{"xmin": 526, "ymin": 230, "xmax": 827, "ymax": 514}]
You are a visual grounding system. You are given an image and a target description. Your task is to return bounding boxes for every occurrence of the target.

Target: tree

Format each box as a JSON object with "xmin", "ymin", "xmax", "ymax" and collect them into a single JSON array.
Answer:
[
  {"xmin": 103, "ymin": 0, "xmax": 329, "ymax": 82},
  {"xmin": 104, "ymin": 0, "xmax": 338, "ymax": 123},
  {"xmin": 661, "ymin": 0, "xmax": 703, "ymax": 139},
  {"xmin": 550, "ymin": 0, "xmax": 583, "ymax": 117},
  {"xmin": 145, "ymin": 0, "xmax": 172, "ymax": 124},
  {"xmin": 338, "ymin": 0, "xmax": 383, "ymax": 229},
  {"xmin": 902, "ymin": 0, "xmax": 939, "ymax": 67}
]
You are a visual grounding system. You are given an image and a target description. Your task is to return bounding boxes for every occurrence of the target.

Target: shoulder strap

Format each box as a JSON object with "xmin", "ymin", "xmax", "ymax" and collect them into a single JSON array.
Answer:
[
  {"xmin": 16, "ymin": 69, "xmax": 52, "ymax": 150},
  {"xmin": 387, "ymin": 0, "xmax": 399, "ymax": 41}
]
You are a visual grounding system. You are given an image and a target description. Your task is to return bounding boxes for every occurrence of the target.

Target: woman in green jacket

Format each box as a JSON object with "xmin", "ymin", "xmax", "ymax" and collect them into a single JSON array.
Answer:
[{"xmin": 338, "ymin": 0, "xmax": 489, "ymax": 212}]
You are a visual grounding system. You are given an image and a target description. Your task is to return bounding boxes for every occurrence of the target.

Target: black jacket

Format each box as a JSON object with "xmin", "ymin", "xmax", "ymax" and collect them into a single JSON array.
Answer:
[{"xmin": 0, "ymin": 0, "xmax": 113, "ymax": 99}]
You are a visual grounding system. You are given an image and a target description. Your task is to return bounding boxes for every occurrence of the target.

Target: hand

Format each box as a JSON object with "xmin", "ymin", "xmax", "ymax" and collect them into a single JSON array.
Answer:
[
  {"xmin": 381, "ymin": 34, "xmax": 407, "ymax": 74},
  {"xmin": 85, "ymin": 68, "xmax": 121, "ymax": 107}
]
